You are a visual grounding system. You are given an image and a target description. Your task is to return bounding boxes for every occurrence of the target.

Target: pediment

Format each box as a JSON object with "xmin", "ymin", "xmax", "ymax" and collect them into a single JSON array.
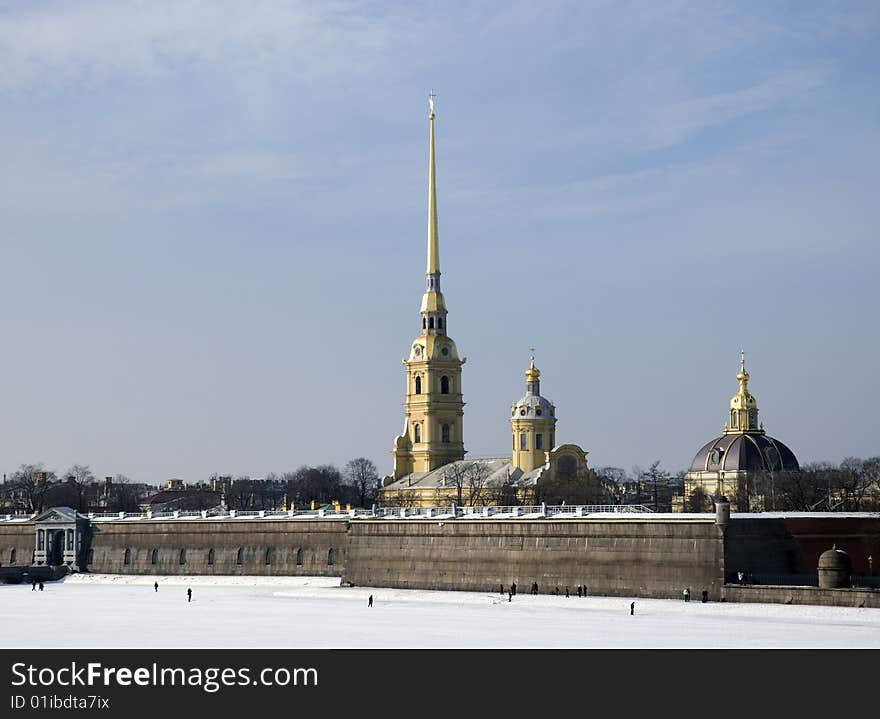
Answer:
[{"xmin": 33, "ymin": 507, "xmax": 79, "ymax": 524}]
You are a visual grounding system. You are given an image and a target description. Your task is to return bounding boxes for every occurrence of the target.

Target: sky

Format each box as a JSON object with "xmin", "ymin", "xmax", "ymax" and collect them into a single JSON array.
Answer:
[{"xmin": 0, "ymin": 1, "xmax": 878, "ymax": 485}]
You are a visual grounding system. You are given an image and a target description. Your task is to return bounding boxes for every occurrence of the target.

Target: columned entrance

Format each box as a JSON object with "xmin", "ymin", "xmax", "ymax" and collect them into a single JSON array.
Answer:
[{"xmin": 33, "ymin": 507, "xmax": 88, "ymax": 569}]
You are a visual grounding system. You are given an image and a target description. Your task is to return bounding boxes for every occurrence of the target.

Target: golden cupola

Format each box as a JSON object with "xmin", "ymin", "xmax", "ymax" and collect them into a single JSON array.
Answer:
[
  {"xmin": 726, "ymin": 351, "xmax": 761, "ymax": 433},
  {"xmin": 511, "ymin": 353, "xmax": 556, "ymax": 473}
]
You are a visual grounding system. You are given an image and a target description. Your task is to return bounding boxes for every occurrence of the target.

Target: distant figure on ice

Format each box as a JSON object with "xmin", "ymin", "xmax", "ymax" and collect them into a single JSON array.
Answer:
[
  {"xmin": 154, "ymin": 581, "xmax": 158, "ymax": 593},
  {"xmin": 31, "ymin": 579, "xmax": 36, "ymax": 591},
  {"xmin": 701, "ymin": 590, "xmax": 708, "ymax": 603},
  {"xmin": 577, "ymin": 585, "xmax": 582, "ymax": 598},
  {"xmin": 499, "ymin": 583, "xmax": 504, "ymax": 594},
  {"xmin": 508, "ymin": 590, "xmax": 512, "ymax": 602},
  {"xmin": 565, "ymin": 586, "xmax": 570, "ymax": 598},
  {"xmin": 512, "ymin": 582, "xmax": 517, "ymax": 596},
  {"xmin": 368, "ymin": 595, "xmax": 373, "ymax": 607},
  {"xmin": 39, "ymin": 582, "xmax": 44, "ymax": 591},
  {"xmin": 554, "ymin": 586, "xmax": 559, "ymax": 596},
  {"xmin": 187, "ymin": 587, "xmax": 192, "ymax": 603},
  {"xmin": 583, "ymin": 585, "xmax": 588, "ymax": 597},
  {"xmin": 532, "ymin": 582, "xmax": 539, "ymax": 595},
  {"xmin": 683, "ymin": 588, "xmax": 690, "ymax": 602},
  {"xmin": 630, "ymin": 602, "xmax": 635, "ymax": 615}
]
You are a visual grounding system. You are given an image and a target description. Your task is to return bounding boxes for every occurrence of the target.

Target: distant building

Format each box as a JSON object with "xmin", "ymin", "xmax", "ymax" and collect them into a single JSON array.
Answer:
[{"xmin": 677, "ymin": 353, "xmax": 800, "ymax": 512}]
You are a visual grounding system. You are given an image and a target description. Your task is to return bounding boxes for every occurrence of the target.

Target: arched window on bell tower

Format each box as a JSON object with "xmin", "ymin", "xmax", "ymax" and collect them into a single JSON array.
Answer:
[
  {"xmin": 442, "ymin": 424, "xmax": 450, "ymax": 443},
  {"xmin": 414, "ymin": 424, "xmax": 421, "ymax": 443},
  {"xmin": 415, "ymin": 376, "xmax": 422, "ymax": 395},
  {"xmin": 441, "ymin": 376, "xmax": 449, "ymax": 394}
]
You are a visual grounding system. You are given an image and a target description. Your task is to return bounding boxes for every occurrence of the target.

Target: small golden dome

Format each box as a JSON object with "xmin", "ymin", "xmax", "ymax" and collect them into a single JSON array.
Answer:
[{"xmin": 525, "ymin": 354, "xmax": 541, "ymax": 382}]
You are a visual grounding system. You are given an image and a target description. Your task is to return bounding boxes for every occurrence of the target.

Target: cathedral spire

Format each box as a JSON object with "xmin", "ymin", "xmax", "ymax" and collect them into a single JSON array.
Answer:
[
  {"xmin": 427, "ymin": 90, "xmax": 440, "ymax": 280},
  {"xmin": 419, "ymin": 92, "xmax": 447, "ymax": 334}
]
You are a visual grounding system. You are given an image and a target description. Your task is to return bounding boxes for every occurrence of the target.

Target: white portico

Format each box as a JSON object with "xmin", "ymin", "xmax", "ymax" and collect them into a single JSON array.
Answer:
[{"xmin": 33, "ymin": 507, "xmax": 88, "ymax": 569}]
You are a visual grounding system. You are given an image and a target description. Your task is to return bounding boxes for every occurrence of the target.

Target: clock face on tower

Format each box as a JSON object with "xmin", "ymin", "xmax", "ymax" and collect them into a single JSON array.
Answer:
[{"xmin": 441, "ymin": 346, "xmax": 449, "ymax": 357}]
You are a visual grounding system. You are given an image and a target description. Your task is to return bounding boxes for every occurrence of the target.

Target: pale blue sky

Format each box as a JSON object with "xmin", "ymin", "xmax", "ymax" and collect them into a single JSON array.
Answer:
[{"xmin": 1, "ymin": 1, "xmax": 878, "ymax": 484}]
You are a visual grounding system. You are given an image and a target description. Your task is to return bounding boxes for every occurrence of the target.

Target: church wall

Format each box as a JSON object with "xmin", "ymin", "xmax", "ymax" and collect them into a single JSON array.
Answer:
[
  {"xmin": 0, "ymin": 523, "xmax": 35, "ymax": 567},
  {"xmin": 341, "ymin": 518, "xmax": 726, "ymax": 600},
  {"xmin": 86, "ymin": 519, "xmax": 349, "ymax": 576}
]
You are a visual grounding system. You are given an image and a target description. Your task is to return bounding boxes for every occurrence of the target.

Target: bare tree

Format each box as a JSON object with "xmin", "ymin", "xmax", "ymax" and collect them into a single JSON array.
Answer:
[
  {"xmin": 106, "ymin": 474, "xmax": 141, "ymax": 513},
  {"xmin": 380, "ymin": 488, "xmax": 420, "ymax": 508},
  {"xmin": 10, "ymin": 464, "xmax": 55, "ymax": 514},
  {"xmin": 596, "ymin": 467, "xmax": 627, "ymax": 504},
  {"xmin": 437, "ymin": 462, "xmax": 492, "ymax": 506},
  {"xmin": 685, "ymin": 485, "xmax": 712, "ymax": 512},
  {"xmin": 64, "ymin": 464, "xmax": 95, "ymax": 513},
  {"xmin": 343, "ymin": 458, "xmax": 380, "ymax": 508},
  {"xmin": 639, "ymin": 461, "xmax": 672, "ymax": 512}
]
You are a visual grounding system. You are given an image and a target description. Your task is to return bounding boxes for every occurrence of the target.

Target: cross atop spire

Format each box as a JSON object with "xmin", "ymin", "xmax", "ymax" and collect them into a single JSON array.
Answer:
[{"xmin": 428, "ymin": 89, "xmax": 436, "ymax": 117}]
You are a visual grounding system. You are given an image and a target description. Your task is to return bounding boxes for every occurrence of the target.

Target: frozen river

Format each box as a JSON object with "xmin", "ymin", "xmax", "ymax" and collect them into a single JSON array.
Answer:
[{"xmin": 2, "ymin": 574, "xmax": 878, "ymax": 648}]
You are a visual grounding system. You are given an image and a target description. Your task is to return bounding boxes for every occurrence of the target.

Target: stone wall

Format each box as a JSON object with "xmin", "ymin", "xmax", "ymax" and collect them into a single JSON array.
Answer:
[
  {"xmin": 0, "ymin": 522, "xmax": 34, "ymax": 568},
  {"xmin": 342, "ymin": 518, "xmax": 725, "ymax": 599},
  {"xmin": 723, "ymin": 584, "xmax": 880, "ymax": 608},
  {"xmin": 87, "ymin": 519, "xmax": 349, "ymax": 576},
  {"xmin": 724, "ymin": 516, "xmax": 880, "ymax": 582}
]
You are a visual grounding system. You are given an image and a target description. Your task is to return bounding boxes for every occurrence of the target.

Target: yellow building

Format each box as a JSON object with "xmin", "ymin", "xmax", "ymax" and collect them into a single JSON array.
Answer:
[
  {"xmin": 511, "ymin": 356, "xmax": 556, "ymax": 472},
  {"xmin": 380, "ymin": 98, "xmax": 599, "ymax": 508},
  {"xmin": 677, "ymin": 353, "xmax": 800, "ymax": 512},
  {"xmin": 388, "ymin": 94, "xmax": 466, "ymax": 483}
]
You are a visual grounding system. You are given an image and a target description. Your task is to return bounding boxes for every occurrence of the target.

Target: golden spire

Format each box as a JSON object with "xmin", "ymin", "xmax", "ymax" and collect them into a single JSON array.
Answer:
[
  {"xmin": 427, "ymin": 90, "xmax": 440, "ymax": 276},
  {"xmin": 737, "ymin": 349, "xmax": 749, "ymax": 386}
]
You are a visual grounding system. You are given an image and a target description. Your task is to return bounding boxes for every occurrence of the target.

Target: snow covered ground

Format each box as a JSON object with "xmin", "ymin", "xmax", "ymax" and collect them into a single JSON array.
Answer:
[{"xmin": 2, "ymin": 574, "xmax": 878, "ymax": 648}]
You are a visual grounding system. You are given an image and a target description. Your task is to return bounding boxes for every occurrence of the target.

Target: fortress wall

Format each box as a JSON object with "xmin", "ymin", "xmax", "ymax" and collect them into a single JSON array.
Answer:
[
  {"xmin": 341, "ymin": 519, "xmax": 725, "ymax": 600},
  {"xmin": 723, "ymin": 516, "xmax": 880, "ymax": 580},
  {"xmin": 782, "ymin": 517, "xmax": 880, "ymax": 576},
  {"xmin": 723, "ymin": 584, "xmax": 880, "ymax": 608},
  {"xmin": 0, "ymin": 523, "xmax": 34, "ymax": 567},
  {"xmin": 87, "ymin": 519, "xmax": 349, "ymax": 577}
]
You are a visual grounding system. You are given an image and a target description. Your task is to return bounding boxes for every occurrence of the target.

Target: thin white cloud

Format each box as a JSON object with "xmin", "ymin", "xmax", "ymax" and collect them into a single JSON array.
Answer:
[
  {"xmin": 645, "ymin": 68, "xmax": 828, "ymax": 149},
  {"xmin": 0, "ymin": 0, "xmax": 410, "ymax": 90}
]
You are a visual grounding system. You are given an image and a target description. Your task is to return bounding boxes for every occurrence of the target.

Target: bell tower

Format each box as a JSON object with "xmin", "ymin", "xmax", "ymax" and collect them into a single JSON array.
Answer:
[
  {"xmin": 511, "ymin": 354, "xmax": 557, "ymax": 472},
  {"xmin": 390, "ymin": 94, "xmax": 466, "ymax": 482}
]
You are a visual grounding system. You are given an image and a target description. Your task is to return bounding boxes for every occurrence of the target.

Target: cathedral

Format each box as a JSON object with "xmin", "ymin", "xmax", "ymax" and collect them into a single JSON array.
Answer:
[
  {"xmin": 676, "ymin": 353, "xmax": 800, "ymax": 512},
  {"xmin": 380, "ymin": 98, "xmax": 598, "ymax": 507}
]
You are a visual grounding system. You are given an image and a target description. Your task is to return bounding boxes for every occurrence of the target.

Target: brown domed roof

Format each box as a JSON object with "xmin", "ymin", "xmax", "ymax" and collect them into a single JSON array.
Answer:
[{"xmin": 689, "ymin": 433, "xmax": 799, "ymax": 473}]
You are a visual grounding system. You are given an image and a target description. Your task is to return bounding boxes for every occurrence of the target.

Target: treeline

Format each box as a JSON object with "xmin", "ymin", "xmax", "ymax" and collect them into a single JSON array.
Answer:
[
  {"xmin": 594, "ymin": 462, "xmax": 685, "ymax": 512},
  {"xmin": 0, "ymin": 458, "xmax": 382, "ymax": 514},
  {"xmin": 220, "ymin": 459, "xmax": 380, "ymax": 511},
  {"xmin": 0, "ymin": 464, "xmax": 143, "ymax": 514},
  {"xmin": 687, "ymin": 457, "xmax": 880, "ymax": 512}
]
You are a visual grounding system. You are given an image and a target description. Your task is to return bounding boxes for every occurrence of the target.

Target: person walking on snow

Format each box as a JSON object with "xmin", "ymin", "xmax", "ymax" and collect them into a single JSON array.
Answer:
[
  {"xmin": 39, "ymin": 582, "xmax": 44, "ymax": 591},
  {"xmin": 154, "ymin": 581, "xmax": 158, "ymax": 593},
  {"xmin": 368, "ymin": 594, "xmax": 373, "ymax": 607},
  {"xmin": 187, "ymin": 587, "xmax": 192, "ymax": 603},
  {"xmin": 630, "ymin": 601, "xmax": 635, "ymax": 615},
  {"xmin": 565, "ymin": 586, "xmax": 570, "ymax": 598}
]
